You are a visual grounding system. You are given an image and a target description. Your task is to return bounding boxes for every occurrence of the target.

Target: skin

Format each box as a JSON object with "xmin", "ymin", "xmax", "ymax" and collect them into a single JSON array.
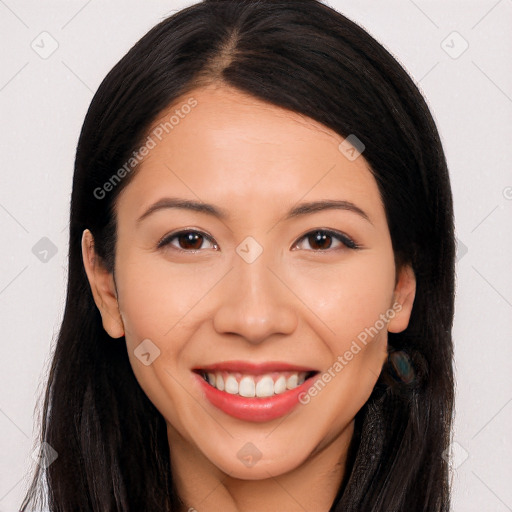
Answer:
[{"xmin": 82, "ymin": 84, "xmax": 416, "ymax": 512}]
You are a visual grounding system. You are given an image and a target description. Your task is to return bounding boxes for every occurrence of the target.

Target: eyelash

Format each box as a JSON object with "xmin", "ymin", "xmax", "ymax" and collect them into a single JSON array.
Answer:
[{"xmin": 157, "ymin": 229, "xmax": 360, "ymax": 253}]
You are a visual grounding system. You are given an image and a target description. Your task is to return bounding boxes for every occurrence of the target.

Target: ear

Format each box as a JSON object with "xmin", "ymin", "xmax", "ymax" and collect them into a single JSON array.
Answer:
[
  {"xmin": 81, "ymin": 229, "xmax": 125, "ymax": 338},
  {"xmin": 387, "ymin": 263, "xmax": 416, "ymax": 333}
]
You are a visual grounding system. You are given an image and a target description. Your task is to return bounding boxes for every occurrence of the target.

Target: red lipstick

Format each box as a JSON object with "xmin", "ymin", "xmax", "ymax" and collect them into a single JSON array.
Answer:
[{"xmin": 192, "ymin": 361, "xmax": 319, "ymax": 423}]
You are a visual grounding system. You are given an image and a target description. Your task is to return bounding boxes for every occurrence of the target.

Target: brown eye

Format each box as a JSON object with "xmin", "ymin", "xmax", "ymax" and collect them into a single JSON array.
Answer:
[
  {"xmin": 177, "ymin": 232, "xmax": 204, "ymax": 250},
  {"xmin": 307, "ymin": 231, "xmax": 334, "ymax": 250},
  {"xmin": 158, "ymin": 230, "xmax": 217, "ymax": 251},
  {"xmin": 293, "ymin": 229, "xmax": 358, "ymax": 251}
]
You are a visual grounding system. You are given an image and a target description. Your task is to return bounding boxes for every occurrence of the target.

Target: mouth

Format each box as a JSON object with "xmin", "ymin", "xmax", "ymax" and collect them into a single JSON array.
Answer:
[
  {"xmin": 192, "ymin": 361, "xmax": 320, "ymax": 422},
  {"xmin": 194, "ymin": 369, "xmax": 318, "ymax": 397}
]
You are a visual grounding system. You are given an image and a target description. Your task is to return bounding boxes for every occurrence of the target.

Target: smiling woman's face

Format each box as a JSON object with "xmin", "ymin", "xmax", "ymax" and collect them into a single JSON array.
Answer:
[{"xmin": 82, "ymin": 84, "xmax": 415, "ymax": 482}]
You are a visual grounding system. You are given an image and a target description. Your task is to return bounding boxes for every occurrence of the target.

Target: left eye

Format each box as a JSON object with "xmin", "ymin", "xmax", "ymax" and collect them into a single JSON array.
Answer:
[
  {"xmin": 158, "ymin": 230, "xmax": 217, "ymax": 251},
  {"xmin": 292, "ymin": 229, "xmax": 358, "ymax": 251}
]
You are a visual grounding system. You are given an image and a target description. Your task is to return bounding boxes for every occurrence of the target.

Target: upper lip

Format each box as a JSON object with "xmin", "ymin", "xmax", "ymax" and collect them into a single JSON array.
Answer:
[{"xmin": 194, "ymin": 360, "xmax": 319, "ymax": 375}]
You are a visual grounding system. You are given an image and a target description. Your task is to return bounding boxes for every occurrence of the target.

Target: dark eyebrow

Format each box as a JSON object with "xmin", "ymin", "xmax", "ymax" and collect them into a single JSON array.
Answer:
[
  {"xmin": 137, "ymin": 198, "xmax": 229, "ymax": 223},
  {"xmin": 137, "ymin": 197, "xmax": 372, "ymax": 225},
  {"xmin": 285, "ymin": 199, "xmax": 372, "ymax": 224}
]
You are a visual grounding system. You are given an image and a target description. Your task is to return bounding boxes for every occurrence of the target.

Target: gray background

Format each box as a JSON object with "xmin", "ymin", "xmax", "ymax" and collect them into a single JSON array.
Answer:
[{"xmin": 1, "ymin": 1, "xmax": 511, "ymax": 510}]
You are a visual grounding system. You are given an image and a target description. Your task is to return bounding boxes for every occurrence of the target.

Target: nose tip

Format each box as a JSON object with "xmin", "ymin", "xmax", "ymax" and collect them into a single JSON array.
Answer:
[
  {"xmin": 233, "ymin": 314, "xmax": 296, "ymax": 345},
  {"xmin": 212, "ymin": 262, "xmax": 299, "ymax": 344},
  {"xmin": 214, "ymin": 296, "xmax": 299, "ymax": 344}
]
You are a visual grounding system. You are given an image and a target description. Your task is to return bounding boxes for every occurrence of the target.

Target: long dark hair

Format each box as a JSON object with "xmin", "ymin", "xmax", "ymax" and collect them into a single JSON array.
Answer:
[{"xmin": 21, "ymin": 1, "xmax": 455, "ymax": 510}]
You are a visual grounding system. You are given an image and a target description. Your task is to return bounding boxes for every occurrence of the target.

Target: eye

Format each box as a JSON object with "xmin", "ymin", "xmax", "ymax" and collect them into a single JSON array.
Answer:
[
  {"xmin": 157, "ymin": 230, "xmax": 218, "ymax": 252},
  {"xmin": 292, "ymin": 229, "xmax": 359, "ymax": 251}
]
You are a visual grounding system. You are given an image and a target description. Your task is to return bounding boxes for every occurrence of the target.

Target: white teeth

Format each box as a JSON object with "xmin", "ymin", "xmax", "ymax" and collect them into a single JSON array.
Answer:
[
  {"xmin": 255, "ymin": 376, "xmax": 274, "ymax": 397},
  {"xmin": 204, "ymin": 371, "xmax": 310, "ymax": 397},
  {"xmin": 274, "ymin": 375, "xmax": 287, "ymax": 394},
  {"xmin": 239, "ymin": 376, "xmax": 256, "ymax": 397},
  {"xmin": 286, "ymin": 374, "xmax": 298, "ymax": 390},
  {"xmin": 225, "ymin": 375, "xmax": 239, "ymax": 394},
  {"xmin": 216, "ymin": 374, "xmax": 225, "ymax": 391}
]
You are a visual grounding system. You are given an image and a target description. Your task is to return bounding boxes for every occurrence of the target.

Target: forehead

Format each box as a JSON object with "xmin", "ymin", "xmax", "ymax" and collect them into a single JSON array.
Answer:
[{"xmin": 116, "ymin": 84, "xmax": 384, "ymax": 224}]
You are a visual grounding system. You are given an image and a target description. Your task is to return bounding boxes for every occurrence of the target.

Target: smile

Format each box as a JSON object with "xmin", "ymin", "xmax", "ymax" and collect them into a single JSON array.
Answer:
[
  {"xmin": 192, "ymin": 361, "xmax": 320, "ymax": 422},
  {"xmin": 200, "ymin": 370, "xmax": 313, "ymax": 397}
]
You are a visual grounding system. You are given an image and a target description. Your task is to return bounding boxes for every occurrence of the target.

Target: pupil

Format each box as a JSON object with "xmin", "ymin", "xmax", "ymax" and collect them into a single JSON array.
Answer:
[
  {"xmin": 310, "ymin": 231, "xmax": 331, "ymax": 250},
  {"xmin": 180, "ymin": 232, "xmax": 202, "ymax": 250}
]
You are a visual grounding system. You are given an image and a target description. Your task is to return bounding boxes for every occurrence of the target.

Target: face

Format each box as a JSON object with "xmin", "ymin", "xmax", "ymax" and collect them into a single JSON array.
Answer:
[{"xmin": 82, "ymin": 84, "xmax": 415, "ymax": 480}]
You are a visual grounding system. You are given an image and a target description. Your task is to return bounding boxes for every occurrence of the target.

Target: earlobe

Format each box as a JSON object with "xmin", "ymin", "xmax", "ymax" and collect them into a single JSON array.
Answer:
[
  {"xmin": 388, "ymin": 264, "xmax": 416, "ymax": 334},
  {"xmin": 81, "ymin": 229, "xmax": 125, "ymax": 338}
]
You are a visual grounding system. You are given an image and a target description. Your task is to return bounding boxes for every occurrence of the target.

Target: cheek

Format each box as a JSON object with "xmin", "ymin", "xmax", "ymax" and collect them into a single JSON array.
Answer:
[
  {"xmin": 289, "ymin": 250, "xmax": 395, "ymax": 412},
  {"xmin": 115, "ymin": 252, "xmax": 221, "ymax": 344},
  {"xmin": 113, "ymin": 254, "xmax": 207, "ymax": 431},
  {"xmin": 294, "ymin": 259, "xmax": 395, "ymax": 434},
  {"xmin": 290, "ymin": 250, "xmax": 396, "ymax": 343}
]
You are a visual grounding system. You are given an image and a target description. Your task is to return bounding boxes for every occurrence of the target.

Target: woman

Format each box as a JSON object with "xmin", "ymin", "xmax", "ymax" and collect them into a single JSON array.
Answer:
[{"xmin": 21, "ymin": 0, "xmax": 455, "ymax": 510}]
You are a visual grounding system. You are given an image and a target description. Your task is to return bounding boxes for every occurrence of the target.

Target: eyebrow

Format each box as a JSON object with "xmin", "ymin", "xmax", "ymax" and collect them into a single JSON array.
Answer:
[{"xmin": 137, "ymin": 197, "xmax": 372, "ymax": 225}]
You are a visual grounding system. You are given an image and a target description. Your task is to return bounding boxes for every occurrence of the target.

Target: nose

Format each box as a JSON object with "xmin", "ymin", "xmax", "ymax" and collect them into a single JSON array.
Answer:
[{"xmin": 212, "ymin": 250, "xmax": 299, "ymax": 345}]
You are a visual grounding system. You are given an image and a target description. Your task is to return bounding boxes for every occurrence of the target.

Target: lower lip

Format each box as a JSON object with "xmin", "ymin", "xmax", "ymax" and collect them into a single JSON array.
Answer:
[{"xmin": 194, "ymin": 372, "xmax": 317, "ymax": 423}]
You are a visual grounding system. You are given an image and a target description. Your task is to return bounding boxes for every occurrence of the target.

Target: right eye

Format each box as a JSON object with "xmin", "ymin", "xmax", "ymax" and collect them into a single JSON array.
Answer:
[{"xmin": 157, "ymin": 230, "xmax": 218, "ymax": 252}]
